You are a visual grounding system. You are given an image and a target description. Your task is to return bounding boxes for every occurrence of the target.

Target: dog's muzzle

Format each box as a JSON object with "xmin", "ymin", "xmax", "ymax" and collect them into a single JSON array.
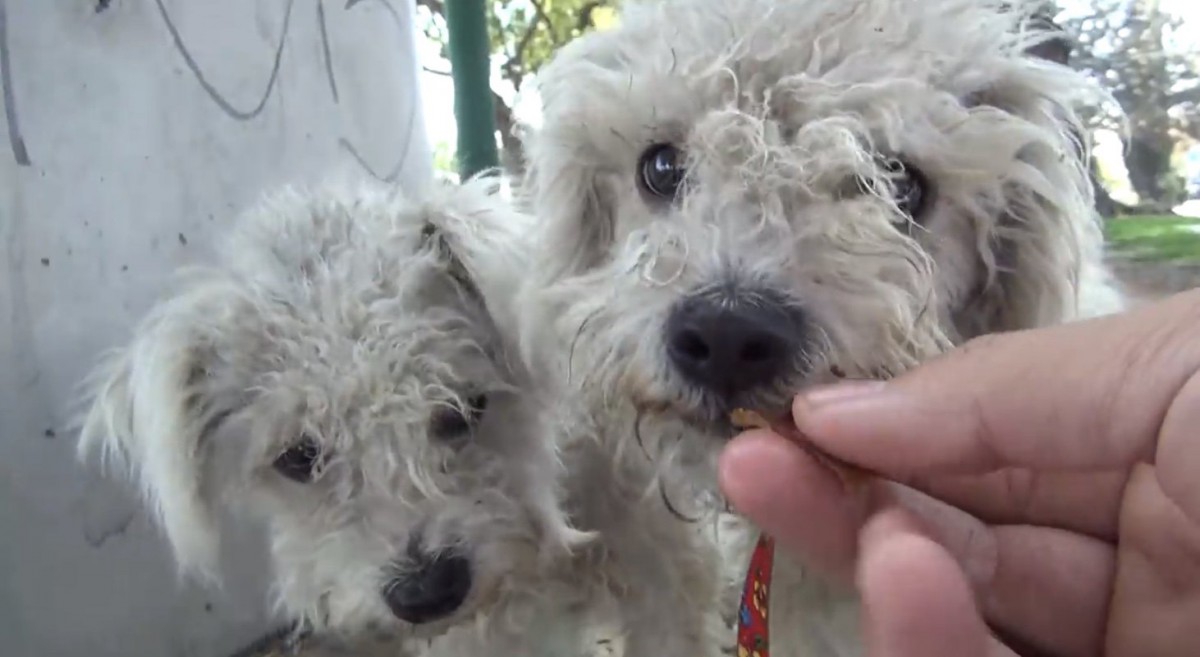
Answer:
[
  {"xmin": 382, "ymin": 545, "xmax": 472, "ymax": 625},
  {"xmin": 664, "ymin": 285, "xmax": 805, "ymax": 406}
]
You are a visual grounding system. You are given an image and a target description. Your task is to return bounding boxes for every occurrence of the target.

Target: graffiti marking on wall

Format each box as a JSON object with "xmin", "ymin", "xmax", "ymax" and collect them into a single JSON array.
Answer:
[
  {"xmin": 154, "ymin": 0, "xmax": 295, "ymax": 122},
  {"xmin": 0, "ymin": 0, "xmax": 31, "ymax": 166}
]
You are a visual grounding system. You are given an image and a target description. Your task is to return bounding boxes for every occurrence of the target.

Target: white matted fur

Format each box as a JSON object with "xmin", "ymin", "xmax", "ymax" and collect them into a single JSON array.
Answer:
[{"xmin": 516, "ymin": 0, "xmax": 1128, "ymax": 655}]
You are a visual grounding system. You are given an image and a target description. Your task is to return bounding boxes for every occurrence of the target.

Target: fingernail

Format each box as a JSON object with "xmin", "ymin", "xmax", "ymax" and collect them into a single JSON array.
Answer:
[{"xmin": 798, "ymin": 380, "xmax": 888, "ymax": 409}]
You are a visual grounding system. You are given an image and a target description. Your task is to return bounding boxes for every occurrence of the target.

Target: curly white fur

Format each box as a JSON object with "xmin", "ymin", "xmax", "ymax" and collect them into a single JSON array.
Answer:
[
  {"xmin": 75, "ymin": 175, "xmax": 600, "ymax": 657},
  {"xmin": 516, "ymin": 0, "xmax": 1128, "ymax": 655}
]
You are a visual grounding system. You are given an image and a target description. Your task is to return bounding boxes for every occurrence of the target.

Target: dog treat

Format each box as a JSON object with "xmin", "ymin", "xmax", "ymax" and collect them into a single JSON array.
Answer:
[
  {"xmin": 730, "ymin": 407, "xmax": 871, "ymax": 491},
  {"xmin": 730, "ymin": 407, "xmax": 772, "ymax": 431}
]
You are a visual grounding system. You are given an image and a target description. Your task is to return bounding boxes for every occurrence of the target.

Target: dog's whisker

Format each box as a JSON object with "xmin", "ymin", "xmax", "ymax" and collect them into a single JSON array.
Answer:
[
  {"xmin": 632, "ymin": 406, "xmax": 655, "ymax": 462},
  {"xmin": 658, "ymin": 478, "xmax": 702, "ymax": 524},
  {"xmin": 566, "ymin": 308, "xmax": 602, "ymax": 387}
]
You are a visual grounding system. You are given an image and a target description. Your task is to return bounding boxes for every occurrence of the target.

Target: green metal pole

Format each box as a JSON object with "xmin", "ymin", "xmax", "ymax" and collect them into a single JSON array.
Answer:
[{"xmin": 445, "ymin": 0, "xmax": 500, "ymax": 179}]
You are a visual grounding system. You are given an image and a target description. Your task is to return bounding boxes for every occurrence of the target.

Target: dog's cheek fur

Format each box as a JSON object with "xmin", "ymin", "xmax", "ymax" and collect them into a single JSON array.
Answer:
[{"xmin": 75, "ymin": 277, "xmax": 260, "ymax": 580}]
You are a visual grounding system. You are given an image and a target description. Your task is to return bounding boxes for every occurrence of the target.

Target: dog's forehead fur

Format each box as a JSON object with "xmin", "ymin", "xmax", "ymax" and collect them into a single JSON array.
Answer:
[
  {"xmin": 540, "ymin": 0, "xmax": 1085, "ymax": 124},
  {"xmin": 210, "ymin": 182, "xmax": 508, "ymax": 465}
]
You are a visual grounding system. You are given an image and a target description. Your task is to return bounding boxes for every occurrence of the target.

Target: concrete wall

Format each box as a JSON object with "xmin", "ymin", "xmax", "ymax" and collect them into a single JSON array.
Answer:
[{"xmin": 0, "ymin": 1, "xmax": 432, "ymax": 655}]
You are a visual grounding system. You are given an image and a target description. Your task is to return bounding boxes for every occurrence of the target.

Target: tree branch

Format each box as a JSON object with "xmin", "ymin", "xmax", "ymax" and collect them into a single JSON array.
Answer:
[
  {"xmin": 493, "ymin": 90, "xmax": 516, "ymax": 132},
  {"xmin": 491, "ymin": 90, "xmax": 528, "ymax": 177},
  {"xmin": 1169, "ymin": 84, "xmax": 1200, "ymax": 107},
  {"xmin": 576, "ymin": 0, "xmax": 608, "ymax": 33},
  {"xmin": 505, "ymin": 0, "xmax": 549, "ymax": 83},
  {"xmin": 423, "ymin": 65, "xmax": 452, "ymax": 76}
]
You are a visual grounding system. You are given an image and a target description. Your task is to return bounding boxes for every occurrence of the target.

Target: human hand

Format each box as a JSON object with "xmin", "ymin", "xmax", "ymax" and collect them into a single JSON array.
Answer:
[{"xmin": 719, "ymin": 289, "xmax": 1200, "ymax": 657}]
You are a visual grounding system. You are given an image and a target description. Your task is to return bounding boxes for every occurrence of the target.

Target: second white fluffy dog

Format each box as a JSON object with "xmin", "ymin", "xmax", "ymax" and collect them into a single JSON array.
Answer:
[{"xmin": 76, "ymin": 176, "xmax": 596, "ymax": 657}]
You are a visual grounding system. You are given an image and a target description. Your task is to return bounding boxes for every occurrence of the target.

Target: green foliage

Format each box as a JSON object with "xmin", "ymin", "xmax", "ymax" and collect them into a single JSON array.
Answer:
[
  {"xmin": 1105, "ymin": 214, "xmax": 1200, "ymax": 262},
  {"xmin": 432, "ymin": 140, "xmax": 458, "ymax": 177},
  {"xmin": 1161, "ymin": 170, "xmax": 1188, "ymax": 207},
  {"xmin": 419, "ymin": 0, "xmax": 615, "ymax": 92},
  {"xmin": 415, "ymin": 0, "xmax": 615, "ymax": 171}
]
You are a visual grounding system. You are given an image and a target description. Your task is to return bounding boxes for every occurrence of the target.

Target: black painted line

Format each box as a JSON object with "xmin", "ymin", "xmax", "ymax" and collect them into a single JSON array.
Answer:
[
  {"xmin": 154, "ymin": 0, "xmax": 296, "ymax": 121},
  {"xmin": 317, "ymin": 0, "xmax": 340, "ymax": 103},
  {"xmin": 338, "ymin": 0, "xmax": 418, "ymax": 183},
  {"xmin": 338, "ymin": 96, "xmax": 416, "ymax": 183},
  {"xmin": 0, "ymin": 0, "xmax": 30, "ymax": 166}
]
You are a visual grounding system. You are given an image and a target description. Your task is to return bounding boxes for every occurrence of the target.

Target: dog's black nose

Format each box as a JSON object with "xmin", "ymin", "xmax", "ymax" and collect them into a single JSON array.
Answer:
[
  {"xmin": 382, "ymin": 550, "xmax": 472, "ymax": 624},
  {"xmin": 665, "ymin": 289, "xmax": 804, "ymax": 401}
]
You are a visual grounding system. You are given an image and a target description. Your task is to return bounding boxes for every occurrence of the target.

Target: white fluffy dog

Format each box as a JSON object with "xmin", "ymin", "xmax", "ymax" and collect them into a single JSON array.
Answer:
[
  {"xmin": 517, "ymin": 0, "xmax": 1127, "ymax": 654},
  {"xmin": 76, "ymin": 176, "xmax": 596, "ymax": 656}
]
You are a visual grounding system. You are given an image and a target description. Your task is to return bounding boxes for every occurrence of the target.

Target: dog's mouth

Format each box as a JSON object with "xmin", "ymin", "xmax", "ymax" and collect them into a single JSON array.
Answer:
[
  {"xmin": 630, "ymin": 362, "xmax": 858, "ymax": 440},
  {"xmin": 629, "ymin": 384, "xmax": 800, "ymax": 441}
]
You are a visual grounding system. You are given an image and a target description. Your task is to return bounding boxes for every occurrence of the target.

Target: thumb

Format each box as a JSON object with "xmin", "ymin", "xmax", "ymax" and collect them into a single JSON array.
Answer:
[
  {"xmin": 857, "ymin": 508, "xmax": 1012, "ymax": 657},
  {"xmin": 791, "ymin": 291, "xmax": 1200, "ymax": 477}
]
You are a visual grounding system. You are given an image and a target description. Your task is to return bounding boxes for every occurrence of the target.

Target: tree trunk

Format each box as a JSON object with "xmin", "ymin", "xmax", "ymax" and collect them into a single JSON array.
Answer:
[
  {"xmin": 492, "ymin": 93, "xmax": 527, "ymax": 180},
  {"xmin": 1124, "ymin": 131, "xmax": 1174, "ymax": 209},
  {"xmin": 1091, "ymin": 166, "xmax": 1119, "ymax": 218}
]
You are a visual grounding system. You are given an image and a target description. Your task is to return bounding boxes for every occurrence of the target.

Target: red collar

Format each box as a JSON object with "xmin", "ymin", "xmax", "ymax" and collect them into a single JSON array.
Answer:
[{"xmin": 736, "ymin": 532, "xmax": 775, "ymax": 657}]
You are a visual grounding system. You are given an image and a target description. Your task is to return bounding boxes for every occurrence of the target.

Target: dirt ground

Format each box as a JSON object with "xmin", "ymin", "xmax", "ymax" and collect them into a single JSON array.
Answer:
[{"xmin": 1110, "ymin": 259, "xmax": 1200, "ymax": 303}]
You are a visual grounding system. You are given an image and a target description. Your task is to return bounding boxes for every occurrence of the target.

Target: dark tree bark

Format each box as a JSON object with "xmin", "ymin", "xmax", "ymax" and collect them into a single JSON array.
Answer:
[
  {"xmin": 1125, "ymin": 131, "xmax": 1176, "ymax": 210},
  {"xmin": 492, "ymin": 91, "xmax": 525, "ymax": 178}
]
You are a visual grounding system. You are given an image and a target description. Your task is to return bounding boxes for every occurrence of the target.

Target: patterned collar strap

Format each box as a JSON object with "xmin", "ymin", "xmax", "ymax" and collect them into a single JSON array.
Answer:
[{"xmin": 736, "ymin": 532, "xmax": 775, "ymax": 657}]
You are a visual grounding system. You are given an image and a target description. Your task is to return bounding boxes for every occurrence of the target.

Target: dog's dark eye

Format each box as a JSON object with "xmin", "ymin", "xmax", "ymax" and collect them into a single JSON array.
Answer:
[
  {"xmin": 429, "ymin": 394, "xmax": 488, "ymax": 441},
  {"xmin": 856, "ymin": 158, "xmax": 930, "ymax": 221},
  {"xmin": 638, "ymin": 143, "xmax": 686, "ymax": 199},
  {"xmin": 886, "ymin": 159, "xmax": 928, "ymax": 219},
  {"xmin": 273, "ymin": 436, "xmax": 323, "ymax": 483}
]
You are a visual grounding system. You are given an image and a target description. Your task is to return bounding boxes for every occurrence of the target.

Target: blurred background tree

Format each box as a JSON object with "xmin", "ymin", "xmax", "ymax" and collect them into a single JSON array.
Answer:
[
  {"xmin": 1059, "ymin": 0, "xmax": 1199, "ymax": 211},
  {"xmin": 416, "ymin": 0, "xmax": 617, "ymax": 177}
]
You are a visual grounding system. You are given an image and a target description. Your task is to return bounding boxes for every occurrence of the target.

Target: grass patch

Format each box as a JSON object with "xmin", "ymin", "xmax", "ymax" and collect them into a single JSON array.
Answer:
[{"xmin": 1104, "ymin": 214, "xmax": 1200, "ymax": 263}]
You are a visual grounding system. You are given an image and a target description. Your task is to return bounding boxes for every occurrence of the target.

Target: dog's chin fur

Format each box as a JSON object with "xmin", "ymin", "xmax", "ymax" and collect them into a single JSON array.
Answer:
[
  {"xmin": 74, "ymin": 175, "xmax": 600, "ymax": 655},
  {"xmin": 516, "ymin": 0, "xmax": 1127, "ymax": 655}
]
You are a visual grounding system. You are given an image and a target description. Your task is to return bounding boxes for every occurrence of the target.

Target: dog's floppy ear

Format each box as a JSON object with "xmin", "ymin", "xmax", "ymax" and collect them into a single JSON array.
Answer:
[
  {"xmin": 520, "ymin": 37, "xmax": 624, "ymax": 283},
  {"xmin": 952, "ymin": 5, "xmax": 1107, "ymax": 336},
  {"xmin": 76, "ymin": 276, "xmax": 258, "ymax": 580},
  {"xmin": 413, "ymin": 175, "xmax": 535, "ymax": 320}
]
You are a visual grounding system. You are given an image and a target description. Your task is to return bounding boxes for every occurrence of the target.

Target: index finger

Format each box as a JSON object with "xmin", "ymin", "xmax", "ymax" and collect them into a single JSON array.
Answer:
[{"xmin": 792, "ymin": 290, "xmax": 1200, "ymax": 477}]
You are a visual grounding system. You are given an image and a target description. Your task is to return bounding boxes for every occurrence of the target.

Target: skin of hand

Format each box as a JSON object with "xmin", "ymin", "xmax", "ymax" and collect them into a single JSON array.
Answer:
[{"xmin": 719, "ymin": 289, "xmax": 1200, "ymax": 657}]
